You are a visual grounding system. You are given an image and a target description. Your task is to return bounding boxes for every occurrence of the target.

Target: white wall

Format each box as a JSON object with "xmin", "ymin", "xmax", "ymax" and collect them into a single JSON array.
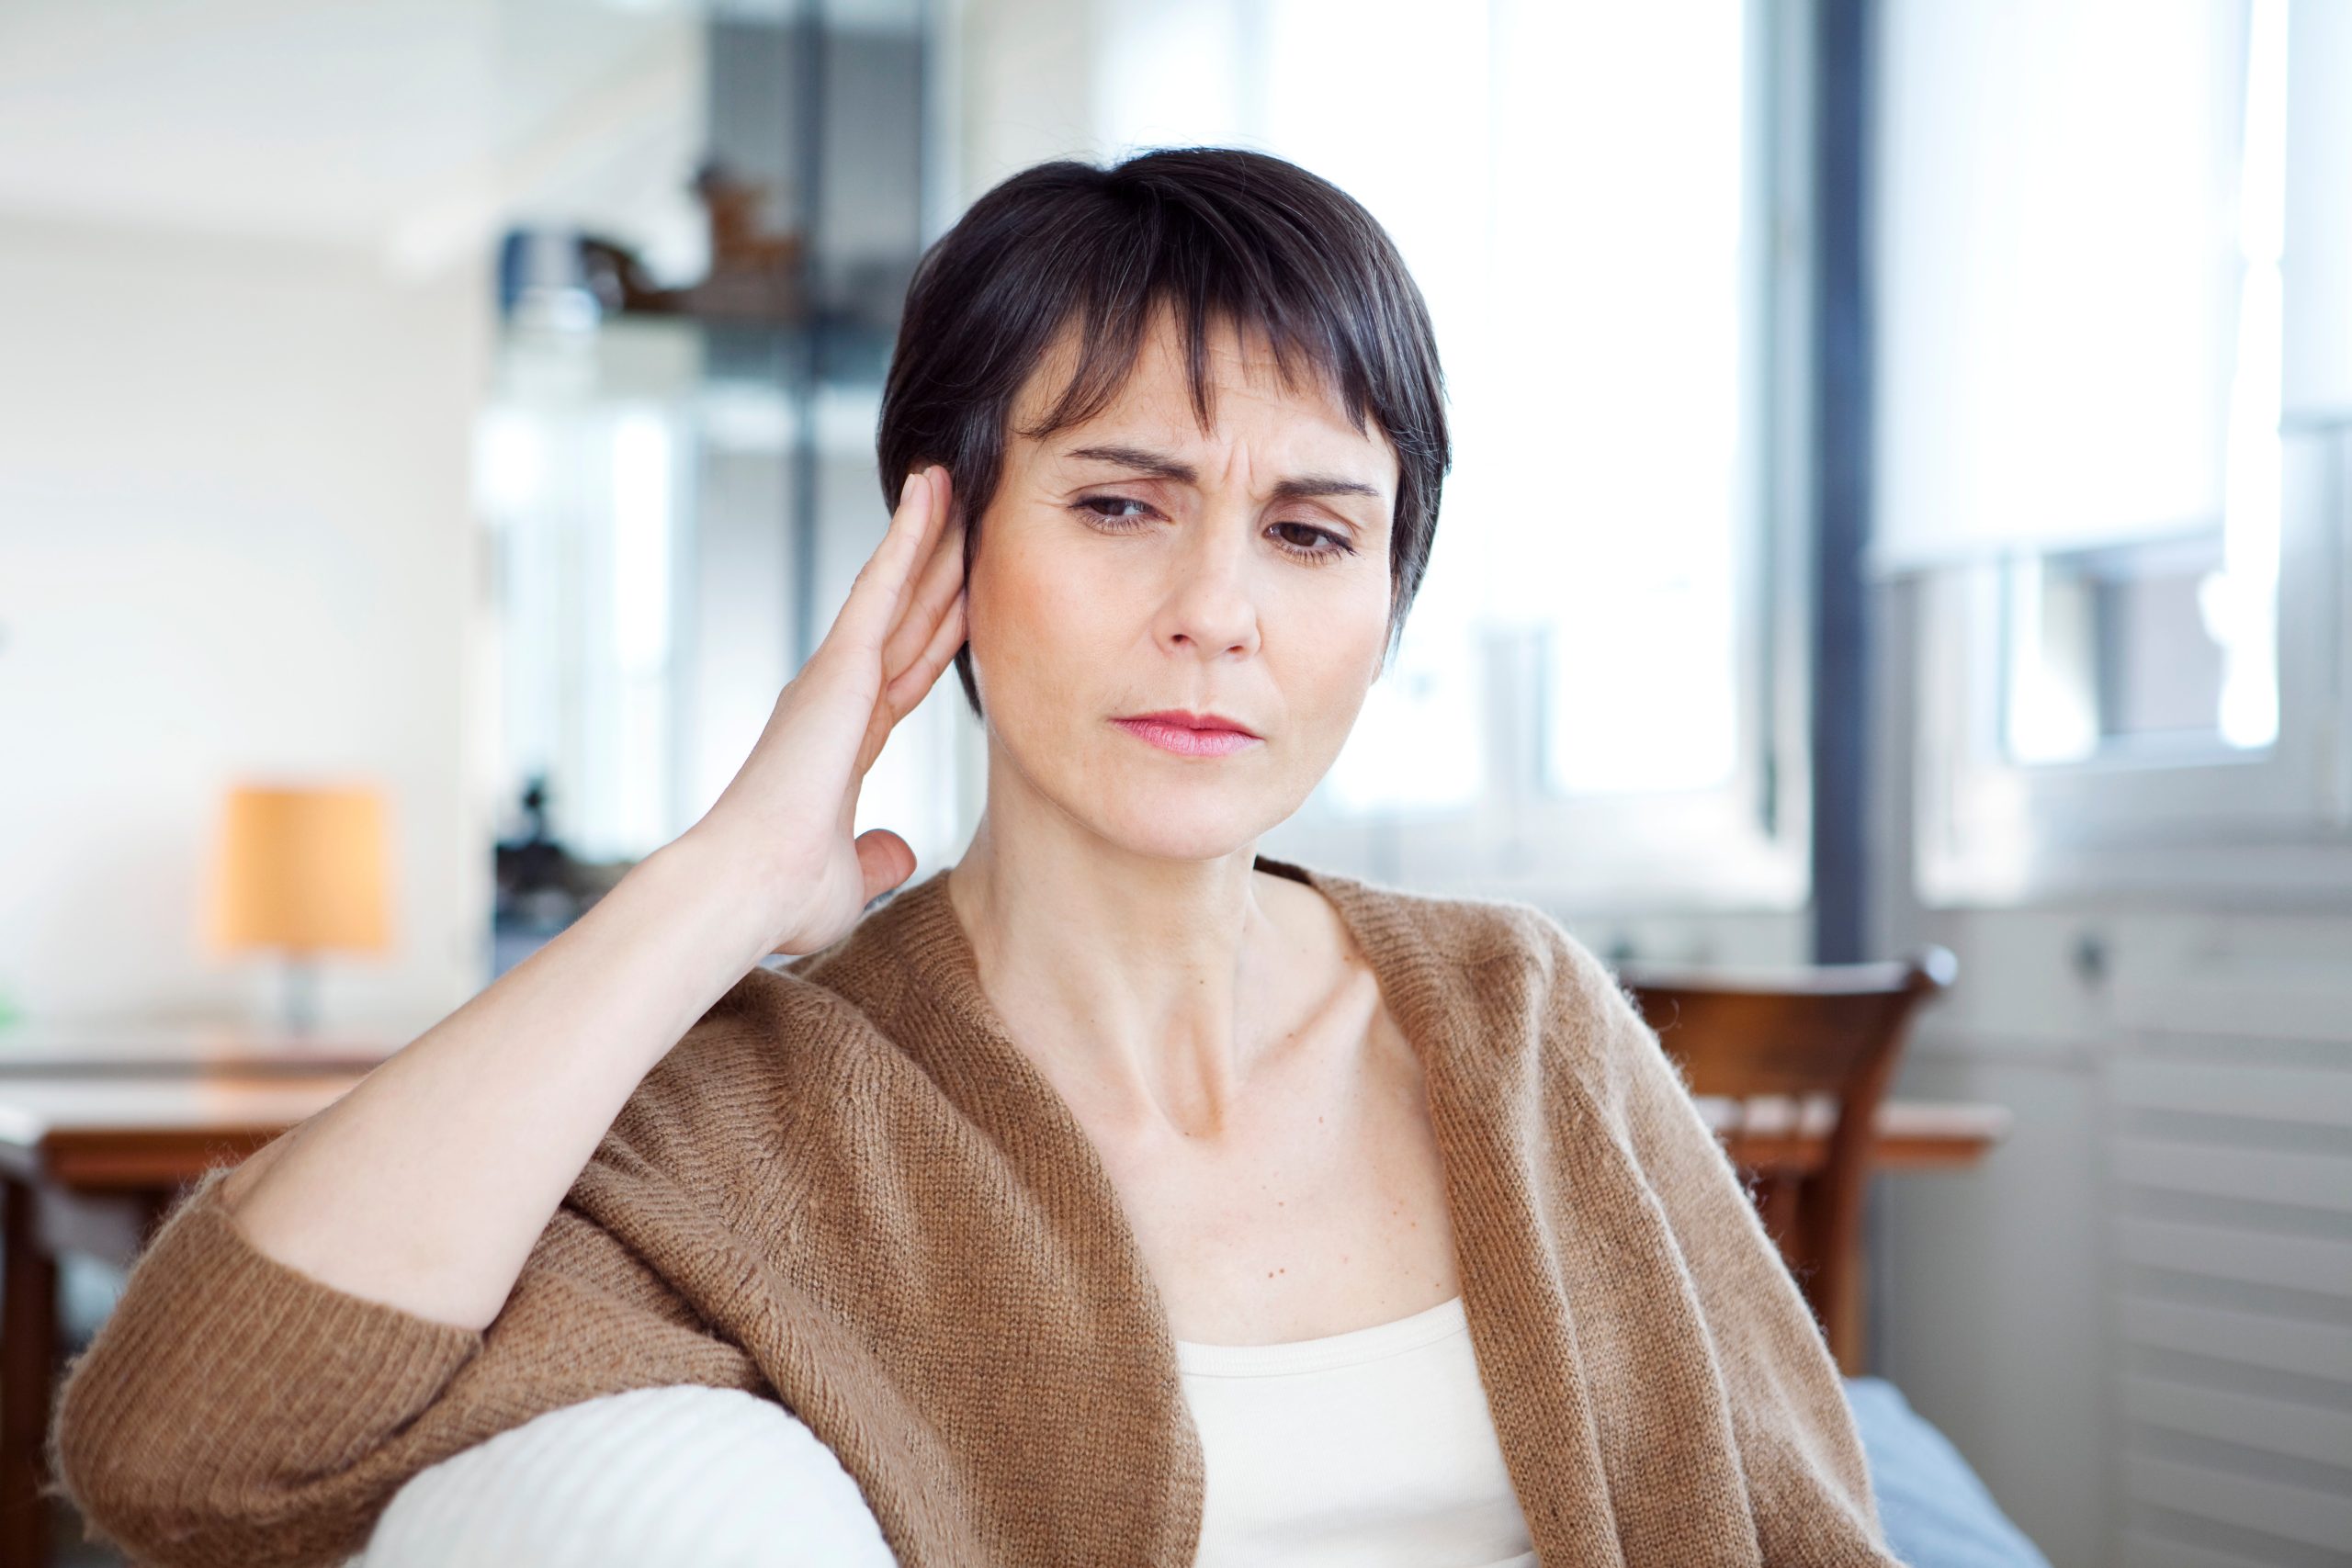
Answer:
[
  {"xmin": 952, "ymin": 0, "xmax": 1098, "ymax": 199},
  {"xmin": 1871, "ymin": 572, "xmax": 2352, "ymax": 1567},
  {"xmin": 0, "ymin": 216, "xmax": 493, "ymax": 1029}
]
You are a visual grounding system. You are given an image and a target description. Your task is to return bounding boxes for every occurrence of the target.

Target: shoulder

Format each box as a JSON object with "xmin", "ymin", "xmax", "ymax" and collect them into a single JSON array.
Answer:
[
  {"xmin": 1289, "ymin": 860, "xmax": 1532, "ymax": 964},
  {"xmin": 1464, "ymin": 896, "xmax": 1685, "ymax": 1115},
  {"xmin": 1293, "ymin": 861, "xmax": 1654, "ymax": 1090},
  {"xmin": 1302, "ymin": 860, "xmax": 1620, "ymax": 996}
]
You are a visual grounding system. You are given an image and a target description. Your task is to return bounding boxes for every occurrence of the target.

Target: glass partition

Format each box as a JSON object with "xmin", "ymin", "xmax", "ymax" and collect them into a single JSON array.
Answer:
[{"xmin": 481, "ymin": 0, "xmax": 933, "ymax": 970}]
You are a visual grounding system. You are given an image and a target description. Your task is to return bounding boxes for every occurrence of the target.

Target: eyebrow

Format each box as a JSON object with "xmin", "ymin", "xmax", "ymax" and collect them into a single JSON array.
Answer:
[{"xmin": 1064, "ymin": 444, "xmax": 1385, "ymax": 504}]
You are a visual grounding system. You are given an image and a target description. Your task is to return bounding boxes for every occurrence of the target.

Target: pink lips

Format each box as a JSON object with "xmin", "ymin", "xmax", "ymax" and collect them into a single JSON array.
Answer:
[{"xmin": 1112, "ymin": 710, "xmax": 1262, "ymax": 758}]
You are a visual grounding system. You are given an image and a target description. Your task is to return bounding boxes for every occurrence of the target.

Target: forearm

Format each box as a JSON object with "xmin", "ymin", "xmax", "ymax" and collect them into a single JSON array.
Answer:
[{"xmin": 220, "ymin": 831, "xmax": 778, "ymax": 1331}]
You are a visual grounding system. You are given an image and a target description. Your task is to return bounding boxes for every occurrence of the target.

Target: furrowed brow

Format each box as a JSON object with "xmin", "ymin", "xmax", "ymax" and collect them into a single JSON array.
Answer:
[
  {"xmin": 1065, "ymin": 445, "xmax": 1197, "ymax": 483},
  {"xmin": 1268, "ymin": 474, "xmax": 1385, "ymax": 503},
  {"xmin": 1067, "ymin": 446, "xmax": 1384, "ymax": 505}
]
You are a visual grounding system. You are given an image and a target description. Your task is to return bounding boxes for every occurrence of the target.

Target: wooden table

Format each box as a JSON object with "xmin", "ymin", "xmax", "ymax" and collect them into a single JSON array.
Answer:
[
  {"xmin": 0, "ymin": 1072, "xmax": 2007, "ymax": 1567},
  {"xmin": 0, "ymin": 1020, "xmax": 408, "ymax": 1568},
  {"xmin": 0, "ymin": 1019, "xmax": 401, "ymax": 1078},
  {"xmin": 1697, "ymin": 1094, "xmax": 2014, "ymax": 1173}
]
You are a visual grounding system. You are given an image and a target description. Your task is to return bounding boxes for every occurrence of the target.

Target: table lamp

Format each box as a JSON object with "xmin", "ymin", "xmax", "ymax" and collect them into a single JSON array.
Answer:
[{"xmin": 207, "ymin": 782, "xmax": 393, "ymax": 1033}]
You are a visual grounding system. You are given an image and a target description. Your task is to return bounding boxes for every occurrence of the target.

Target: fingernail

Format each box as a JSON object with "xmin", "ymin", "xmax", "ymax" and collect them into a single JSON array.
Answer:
[{"xmin": 901, "ymin": 473, "xmax": 920, "ymax": 508}]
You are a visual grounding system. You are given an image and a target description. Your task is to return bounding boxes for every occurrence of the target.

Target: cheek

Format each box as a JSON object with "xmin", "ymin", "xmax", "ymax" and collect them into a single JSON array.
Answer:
[
  {"xmin": 965, "ymin": 518, "xmax": 1112, "ymax": 717},
  {"xmin": 1290, "ymin": 589, "xmax": 1390, "ymax": 729},
  {"xmin": 1272, "ymin": 559, "xmax": 1389, "ymax": 661}
]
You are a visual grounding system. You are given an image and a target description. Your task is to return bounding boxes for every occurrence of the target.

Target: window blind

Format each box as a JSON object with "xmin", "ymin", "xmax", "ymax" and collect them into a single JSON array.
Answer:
[{"xmin": 1871, "ymin": 0, "xmax": 2249, "ymax": 573}]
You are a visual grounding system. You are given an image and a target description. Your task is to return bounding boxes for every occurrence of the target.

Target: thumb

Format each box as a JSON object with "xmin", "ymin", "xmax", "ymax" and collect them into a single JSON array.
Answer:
[{"xmin": 853, "ymin": 828, "xmax": 917, "ymax": 905}]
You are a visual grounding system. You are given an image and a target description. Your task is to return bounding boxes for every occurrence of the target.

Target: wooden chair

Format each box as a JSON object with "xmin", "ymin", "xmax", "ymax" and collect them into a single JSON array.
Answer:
[{"xmin": 1614, "ymin": 946, "xmax": 1957, "ymax": 1374}]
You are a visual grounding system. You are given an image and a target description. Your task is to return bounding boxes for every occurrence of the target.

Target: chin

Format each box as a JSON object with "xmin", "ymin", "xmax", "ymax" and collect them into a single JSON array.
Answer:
[
  {"xmin": 1066, "ymin": 758, "xmax": 1303, "ymax": 864},
  {"xmin": 1093, "ymin": 817, "xmax": 1262, "ymax": 864}
]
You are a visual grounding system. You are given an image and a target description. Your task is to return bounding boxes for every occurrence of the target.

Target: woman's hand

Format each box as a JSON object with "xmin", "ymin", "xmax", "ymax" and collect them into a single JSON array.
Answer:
[
  {"xmin": 682, "ymin": 463, "xmax": 968, "ymax": 957},
  {"xmin": 184, "ymin": 465, "xmax": 966, "ymax": 1347}
]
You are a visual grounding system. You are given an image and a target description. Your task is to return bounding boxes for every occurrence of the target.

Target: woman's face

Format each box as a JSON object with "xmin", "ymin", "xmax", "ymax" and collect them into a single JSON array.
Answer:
[{"xmin": 964, "ymin": 309, "xmax": 1399, "ymax": 861}]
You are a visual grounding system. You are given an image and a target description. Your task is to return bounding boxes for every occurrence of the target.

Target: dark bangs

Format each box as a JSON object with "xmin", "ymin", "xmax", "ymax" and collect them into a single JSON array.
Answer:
[{"xmin": 876, "ymin": 146, "xmax": 1452, "ymax": 717}]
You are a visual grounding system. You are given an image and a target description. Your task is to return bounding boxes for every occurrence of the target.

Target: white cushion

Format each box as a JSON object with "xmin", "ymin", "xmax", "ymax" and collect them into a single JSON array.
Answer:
[{"xmin": 356, "ymin": 1384, "xmax": 899, "ymax": 1567}]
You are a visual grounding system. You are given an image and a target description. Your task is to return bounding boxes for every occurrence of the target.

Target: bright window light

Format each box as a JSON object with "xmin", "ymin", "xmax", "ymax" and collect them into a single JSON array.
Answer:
[
  {"xmin": 2209, "ymin": 0, "xmax": 2285, "ymax": 750},
  {"xmin": 1257, "ymin": 0, "xmax": 1757, "ymax": 812},
  {"xmin": 610, "ymin": 408, "xmax": 673, "ymax": 676},
  {"xmin": 1998, "ymin": 0, "xmax": 2286, "ymax": 765}
]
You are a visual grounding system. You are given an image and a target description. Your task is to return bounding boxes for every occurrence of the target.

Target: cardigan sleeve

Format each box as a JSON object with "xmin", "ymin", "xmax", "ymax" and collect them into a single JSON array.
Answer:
[
  {"xmin": 1581, "ymin": 964, "xmax": 1906, "ymax": 1567},
  {"xmin": 46, "ymin": 1145, "xmax": 766, "ymax": 1568}
]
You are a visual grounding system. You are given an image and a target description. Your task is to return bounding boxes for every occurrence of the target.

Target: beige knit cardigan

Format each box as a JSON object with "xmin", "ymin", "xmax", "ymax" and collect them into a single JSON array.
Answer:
[{"xmin": 49, "ymin": 855, "xmax": 1901, "ymax": 1567}]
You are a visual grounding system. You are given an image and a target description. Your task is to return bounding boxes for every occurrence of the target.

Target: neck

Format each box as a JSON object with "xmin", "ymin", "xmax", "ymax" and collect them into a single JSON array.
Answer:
[{"xmin": 944, "ymin": 772, "xmax": 1317, "ymax": 1143}]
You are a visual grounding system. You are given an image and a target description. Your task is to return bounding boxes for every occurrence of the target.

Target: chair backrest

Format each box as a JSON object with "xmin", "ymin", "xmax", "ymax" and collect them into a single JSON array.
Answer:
[
  {"xmin": 1614, "ymin": 948, "xmax": 1957, "ymax": 1101},
  {"xmin": 1613, "ymin": 945, "xmax": 1957, "ymax": 1371}
]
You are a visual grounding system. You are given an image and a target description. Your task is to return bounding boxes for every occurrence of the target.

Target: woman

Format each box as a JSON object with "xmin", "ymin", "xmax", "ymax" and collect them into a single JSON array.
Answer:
[{"xmin": 50, "ymin": 149, "xmax": 1898, "ymax": 1568}]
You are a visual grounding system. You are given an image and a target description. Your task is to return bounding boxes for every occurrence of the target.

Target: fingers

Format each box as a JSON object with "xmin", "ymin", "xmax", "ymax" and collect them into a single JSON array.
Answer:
[
  {"xmin": 853, "ymin": 827, "xmax": 916, "ymax": 903},
  {"xmin": 881, "ymin": 499, "xmax": 967, "ymax": 682},
  {"xmin": 885, "ymin": 587, "xmax": 967, "ymax": 715},
  {"xmin": 825, "ymin": 465, "xmax": 951, "ymax": 661},
  {"xmin": 855, "ymin": 586, "xmax": 964, "ymax": 779}
]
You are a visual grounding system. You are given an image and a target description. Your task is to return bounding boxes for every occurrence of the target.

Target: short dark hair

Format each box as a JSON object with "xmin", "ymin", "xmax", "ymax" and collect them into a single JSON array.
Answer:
[{"xmin": 876, "ymin": 146, "xmax": 1451, "ymax": 718}]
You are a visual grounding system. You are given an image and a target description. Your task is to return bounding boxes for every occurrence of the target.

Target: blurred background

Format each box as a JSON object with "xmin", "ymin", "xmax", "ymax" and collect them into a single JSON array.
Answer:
[{"xmin": 2, "ymin": 1, "xmax": 2348, "ymax": 1564}]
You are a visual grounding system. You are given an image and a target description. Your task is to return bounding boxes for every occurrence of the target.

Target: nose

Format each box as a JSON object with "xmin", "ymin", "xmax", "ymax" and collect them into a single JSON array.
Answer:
[{"xmin": 1153, "ymin": 506, "xmax": 1262, "ymax": 661}]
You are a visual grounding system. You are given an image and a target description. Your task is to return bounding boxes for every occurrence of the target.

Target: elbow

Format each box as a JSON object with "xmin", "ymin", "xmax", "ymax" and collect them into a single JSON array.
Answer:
[
  {"xmin": 40, "ymin": 1168, "xmax": 478, "ymax": 1565},
  {"xmin": 48, "ymin": 1337, "xmax": 167, "ymax": 1539},
  {"xmin": 48, "ymin": 1343, "xmax": 233, "ymax": 1566},
  {"xmin": 46, "ymin": 1342, "xmax": 378, "ymax": 1568}
]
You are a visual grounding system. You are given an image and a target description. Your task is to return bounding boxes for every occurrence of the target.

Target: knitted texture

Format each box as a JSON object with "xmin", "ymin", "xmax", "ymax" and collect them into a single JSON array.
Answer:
[{"xmin": 47, "ymin": 854, "xmax": 1899, "ymax": 1567}]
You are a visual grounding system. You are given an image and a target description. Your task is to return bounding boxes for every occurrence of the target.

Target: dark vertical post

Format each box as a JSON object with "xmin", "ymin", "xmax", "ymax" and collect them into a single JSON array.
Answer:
[
  {"xmin": 789, "ymin": 0, "xmax": 829, "ymax": 672},
  {"xmin": 1814, "ymin": 0, "xmax": 1874, "ymax": 964},
  {"xmin": 1816, "ymin": 0, "xmax": 1891, "ymax": 1376},
  {"xmin": 0, "ymin": 1176, "xmax": 58, "ymax": 1568}
]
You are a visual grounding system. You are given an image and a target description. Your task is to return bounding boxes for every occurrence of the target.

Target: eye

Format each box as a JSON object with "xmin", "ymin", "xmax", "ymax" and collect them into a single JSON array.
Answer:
[
  {"xmin": 1269, "ymin": 520, "xmax": 1356, "ymax": 563},
  {"xmin": 1075, "ymin": 494, "xmax": 1157, "ymax": 529}
]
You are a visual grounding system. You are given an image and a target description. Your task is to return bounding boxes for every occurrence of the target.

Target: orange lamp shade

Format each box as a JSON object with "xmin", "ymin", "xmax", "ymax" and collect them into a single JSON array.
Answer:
[{"xmin": 208, "ymin": 784, "xmax": 394, "ymax": 956}]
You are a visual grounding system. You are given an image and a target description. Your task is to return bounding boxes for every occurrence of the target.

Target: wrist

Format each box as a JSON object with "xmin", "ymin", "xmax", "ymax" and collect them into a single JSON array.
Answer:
[{"xmin": 598, "ymin": 832, "xmax": 788, "ymax": 987}]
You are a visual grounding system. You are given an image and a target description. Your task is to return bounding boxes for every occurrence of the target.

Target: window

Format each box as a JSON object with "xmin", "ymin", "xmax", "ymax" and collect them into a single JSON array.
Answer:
[
  {"xmin": 1994, "ymin": 0, "xmax": 2285, "ymax": 772},
  {"xmin": 2000, "ymin": 532, "xmax": 2251, "ymax": 768},
  {"xmin": 480, "ymin": 321, "xmax": 699, "ymax": 867},
  {"xmin": 1885, "ymin": 0, "xmax": 2352, "ymax": 904},
  {"xmin": 1150, "ymin": 0, "xmax": 1814, "ymax": 909}
]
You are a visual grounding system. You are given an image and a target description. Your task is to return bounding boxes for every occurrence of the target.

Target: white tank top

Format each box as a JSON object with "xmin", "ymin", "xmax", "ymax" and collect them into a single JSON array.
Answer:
[{"xmin": 1176, "ymin": 1295, "xmax": 1540, "ymax": 1568}]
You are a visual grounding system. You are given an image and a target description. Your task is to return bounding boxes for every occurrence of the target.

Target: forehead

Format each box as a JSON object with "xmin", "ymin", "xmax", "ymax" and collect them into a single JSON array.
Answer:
[{"xmin": 1009, "ymin": 308, "xmax": 1396, "ymax": 479}]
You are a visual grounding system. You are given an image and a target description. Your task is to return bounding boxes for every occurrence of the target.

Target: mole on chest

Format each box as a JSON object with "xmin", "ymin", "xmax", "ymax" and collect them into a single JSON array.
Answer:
[{"xmin": 1114, "ymin": 1152, "xmax": 1462, "ymax": 1344}]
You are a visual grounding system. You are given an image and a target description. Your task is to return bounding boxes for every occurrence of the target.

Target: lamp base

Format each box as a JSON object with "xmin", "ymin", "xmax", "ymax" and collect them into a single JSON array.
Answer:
[{"xmin": 279, "ymin": 953, "xmax": 321, "ymax": 1036}]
